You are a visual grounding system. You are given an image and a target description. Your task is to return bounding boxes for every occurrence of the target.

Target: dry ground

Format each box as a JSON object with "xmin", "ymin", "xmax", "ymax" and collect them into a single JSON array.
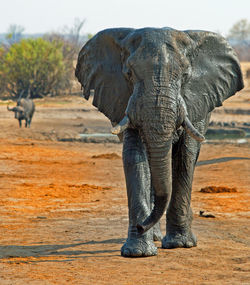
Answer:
[{"xmin": 0, "ymin": 90, "xmax": 249, "ymax": 284}]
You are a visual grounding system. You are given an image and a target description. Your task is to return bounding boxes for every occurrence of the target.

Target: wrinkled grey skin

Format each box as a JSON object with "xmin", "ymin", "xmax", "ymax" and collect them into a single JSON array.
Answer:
[
  {"xmin": 7, "ymin": 98, "xmax": 35, "ymax": 127},
  {"xmin": 75, "ymin": 27, "xmax": 244, "ymax": 257}
]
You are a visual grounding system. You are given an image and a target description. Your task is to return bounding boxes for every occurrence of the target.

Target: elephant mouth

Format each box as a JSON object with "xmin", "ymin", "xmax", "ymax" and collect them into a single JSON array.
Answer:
[{"xmin": 111, "ymin": 112, "xmax": 205, "ymax": 143}]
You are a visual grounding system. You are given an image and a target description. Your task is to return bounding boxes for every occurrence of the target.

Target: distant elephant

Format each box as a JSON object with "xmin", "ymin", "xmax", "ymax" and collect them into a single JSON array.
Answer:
[
  {"xmin": 75, "ymin": 27, "xmax": 244, "ymax": 257},
  {"xmin": 7, "ymin": 96, "xmax": 35, "ymax": 127}
]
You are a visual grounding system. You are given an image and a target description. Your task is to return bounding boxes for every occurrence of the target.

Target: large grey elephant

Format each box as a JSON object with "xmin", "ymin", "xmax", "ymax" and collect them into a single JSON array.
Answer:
[
  {"xmin": 7, "ymin": 96, "xmax": 35, "ymax": 128},
  {"xmin": 75, "ymin": 27, "xmax": 244, "ymax": 257}
]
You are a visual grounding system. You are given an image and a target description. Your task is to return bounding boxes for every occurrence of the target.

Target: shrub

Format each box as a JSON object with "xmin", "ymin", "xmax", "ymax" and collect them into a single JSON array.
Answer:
[{"xmin": 0, "ymin": 38, "xmax": 66, "ymax": 98}]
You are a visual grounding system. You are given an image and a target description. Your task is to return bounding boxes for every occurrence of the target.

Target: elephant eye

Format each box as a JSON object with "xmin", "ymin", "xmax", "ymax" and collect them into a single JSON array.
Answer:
[
  {"xmin": 122, "ymin": 63, "xmax": 132, "ymax": 81},
  {"xmin": 126, "ymin": 69, "xmax": 132, "ymax": 80},
  {"xmin": 121, "ymin": 49, "xmax": 129, "ymax": 63},
  {"xmin": 182, "ymin": 68, "xmax": 191, "ymax": 84}
]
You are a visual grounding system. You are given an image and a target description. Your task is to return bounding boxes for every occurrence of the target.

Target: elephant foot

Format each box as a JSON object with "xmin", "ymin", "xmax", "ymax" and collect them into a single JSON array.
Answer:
[
  {"xmin": 162, "ymin": 227, "xmax": 197, "ymax": 249},
  {"xmin": 121, "ymin": 238, "xmax": 157, "ymax": 257},
  {"xmin": 153, "ymin": 222, "xmax": 163, "ymax": 241}
]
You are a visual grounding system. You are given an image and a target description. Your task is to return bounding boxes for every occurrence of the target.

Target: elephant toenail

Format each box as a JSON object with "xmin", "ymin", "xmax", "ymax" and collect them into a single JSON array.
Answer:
[
  {"xmin": 122, "ymin": 249, "xmax": 131, "ymax": 256},
  {"xmin": 185, "ymin": 241, "xmax": 193, "ymax": 248}
]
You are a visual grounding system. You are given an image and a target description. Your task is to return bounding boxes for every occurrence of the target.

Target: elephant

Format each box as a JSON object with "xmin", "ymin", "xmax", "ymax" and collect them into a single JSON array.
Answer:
[
  {"xmin": 75, "ymin": 27, "xmax": 244, "ymax": 257},
  {"xmin": 7, "ymin": 96, "xmax": 35, "ymax": 128}
]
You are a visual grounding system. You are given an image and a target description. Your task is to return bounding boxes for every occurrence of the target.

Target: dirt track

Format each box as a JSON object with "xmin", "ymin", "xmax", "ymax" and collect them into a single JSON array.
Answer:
[{"xmin": 0, "ymin": 93, "xmax": 249, "ymax": 284}]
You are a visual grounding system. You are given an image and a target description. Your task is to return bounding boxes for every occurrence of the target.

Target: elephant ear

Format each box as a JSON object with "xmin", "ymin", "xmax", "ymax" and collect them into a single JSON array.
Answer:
[
  {"xmin": 182, "ymin": 31, "xmax": 244, "ymax": 122},
  {"xmin": 75, "ymin": 28, "xmax": 134, "ymax": 123}
]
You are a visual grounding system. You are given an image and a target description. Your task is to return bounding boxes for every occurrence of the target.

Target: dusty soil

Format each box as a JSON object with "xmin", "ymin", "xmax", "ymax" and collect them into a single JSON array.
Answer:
[{"xmin": 0, "ymin": 91, "xmax": 249, "ymax": 284}]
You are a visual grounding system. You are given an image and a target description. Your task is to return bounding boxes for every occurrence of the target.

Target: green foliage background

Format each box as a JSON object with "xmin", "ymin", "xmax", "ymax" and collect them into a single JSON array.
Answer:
[{"xmin": 0, "ymin": 38, "xmax": 66, "ymax": 98}]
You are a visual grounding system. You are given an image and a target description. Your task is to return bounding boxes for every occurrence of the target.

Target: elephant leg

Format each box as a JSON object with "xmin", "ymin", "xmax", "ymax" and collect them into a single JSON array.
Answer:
[
  {"xmin": 162, "ymin": 118, "xmax": 209, "ymax": 249},
  {"xmin": 121, "ymin": 128, "xmax": 158, "ymax": 257}
]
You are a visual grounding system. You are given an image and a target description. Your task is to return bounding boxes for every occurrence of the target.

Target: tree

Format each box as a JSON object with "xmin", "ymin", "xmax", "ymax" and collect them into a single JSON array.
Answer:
[
  {"xmin": 66, "ymin": 18, "xmax": 86, "ymax": 48},
  {"xmin": 6, "ymin": 24, "xmax": 25, "ymax": 46},
  {"xmin": 227, "ymin": 19, "xmax": 250, "ymax": 41},
  {"xmin": 0, "ymin": 38, "xmax": 65, "ymax": 98},
  {"xmin": 43, "ymin": 18, "xmax": 87, "ymax": 94},
  {"xmin": 227, "ymin": 19, "xmax": 250, "ymax": 61},
  {"xmin": 0, "ymin": 46, "xmax": 7, "ymax": 95}
]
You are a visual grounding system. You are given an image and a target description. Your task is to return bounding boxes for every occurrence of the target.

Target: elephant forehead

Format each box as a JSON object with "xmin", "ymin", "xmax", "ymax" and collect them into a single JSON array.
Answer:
[
  {"xmin": 124, "ymin": 29, "xmax": 190, "ymax": 72},
  {"xmin": 126, "ymin": 28, "xmax": 188, "ymax": 49},
  {"xmin": 130, "ymin": 28, "xmax": 173, "ymax": 41}
]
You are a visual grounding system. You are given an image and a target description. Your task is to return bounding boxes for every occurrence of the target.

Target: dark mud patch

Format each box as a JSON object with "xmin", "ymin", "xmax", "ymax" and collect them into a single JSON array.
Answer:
[
  {"xmin": 91, "ymin": 153, "xmax": 121, "ymax": 159},
  {"xmin": 200, "ymin": 186, "xmax": 237, "ymax": 193}
]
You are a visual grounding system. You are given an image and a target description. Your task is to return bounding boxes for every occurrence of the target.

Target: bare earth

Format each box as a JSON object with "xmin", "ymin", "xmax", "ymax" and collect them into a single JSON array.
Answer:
[{"xmin": 0, "ymin": 90, "xmax": 249, "ymax": 284}]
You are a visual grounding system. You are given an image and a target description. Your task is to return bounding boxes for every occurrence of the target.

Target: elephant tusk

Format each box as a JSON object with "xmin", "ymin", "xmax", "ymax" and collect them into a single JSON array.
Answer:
[
  {"xmin": 111, "ymin": 115, "xmax": 130, "ymax": 135},
  {"xmin": 182, "ymin": 117, "xmax": 205, "ymax": 142}
]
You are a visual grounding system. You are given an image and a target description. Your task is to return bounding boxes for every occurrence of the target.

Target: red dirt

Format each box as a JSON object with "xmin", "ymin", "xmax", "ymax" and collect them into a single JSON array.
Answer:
[{"xmin": 0, "ymin": 95, "xmax": 249, "ymax": 284}]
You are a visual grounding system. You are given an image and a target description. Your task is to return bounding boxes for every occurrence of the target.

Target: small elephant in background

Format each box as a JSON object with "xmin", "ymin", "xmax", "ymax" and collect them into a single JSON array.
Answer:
[
  {"xmin": 7, "ymin": 94, "xmax": 35, "ymax": 128},
  {"xmin": 75, "ymin": 27, "xmax": 244, "ymax": 257}
]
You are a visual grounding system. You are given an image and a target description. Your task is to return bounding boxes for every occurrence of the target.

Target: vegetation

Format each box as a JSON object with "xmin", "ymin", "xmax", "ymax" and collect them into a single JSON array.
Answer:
[
  {"xmin": 0, "ymin": 38, "xmax": 65, "ymax": 98},
  {"xmin": 43, "ymin": 19, "xmax": 86, "ymax": 95},
  {"xmin": 227, "ymin": 19, "xmax": 250, "ymax": 41},
  {"xmin": 0, "ymin": 19, "xmax": 86, "ymax": 99},
  {"xmin": 227, "ymin": 19, "xmax": 250, "ymax": 61},
  {"xmin": 5, "ymin": 24, "xmax": 25, "ymax": 46}
]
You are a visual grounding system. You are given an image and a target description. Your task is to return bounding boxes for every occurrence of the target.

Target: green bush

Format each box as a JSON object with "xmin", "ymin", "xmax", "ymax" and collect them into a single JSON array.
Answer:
[{"xmin": 0, "ymin": 38, "xmax": 66, "ymax": 98}]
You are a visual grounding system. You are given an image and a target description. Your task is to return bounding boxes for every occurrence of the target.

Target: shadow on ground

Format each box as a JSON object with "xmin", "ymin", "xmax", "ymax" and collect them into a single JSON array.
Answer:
[
  {"xmin": 0, "ymin": 238, "xmax": 125, "ymax": 262},
  {"xmin": 197, "ymin": 156, "xmax": 250, "ymax": 166}
]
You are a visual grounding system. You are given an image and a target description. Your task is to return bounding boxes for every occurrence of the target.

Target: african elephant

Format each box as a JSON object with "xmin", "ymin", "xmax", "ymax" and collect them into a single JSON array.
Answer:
[
  {"xmin": 7, "ymin": 96, "xmax": 35, "ymax": 127},
  {"xmin": 75, "ymin": 27, "xmax": 244, "ymax": 257}
]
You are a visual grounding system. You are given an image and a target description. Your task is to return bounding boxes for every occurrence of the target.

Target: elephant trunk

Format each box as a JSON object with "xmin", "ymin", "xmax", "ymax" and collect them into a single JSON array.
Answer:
[
  {"xmin": 111, "ymin": 115, "xmax": 205, "ymax": 142},
  {"xmin": 136, "ymin": 140, "xmax": 172, "ymax": 234}
]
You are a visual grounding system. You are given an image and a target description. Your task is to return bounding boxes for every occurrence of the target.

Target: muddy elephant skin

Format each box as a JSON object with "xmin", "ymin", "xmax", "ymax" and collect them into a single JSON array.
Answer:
[{"xmin": 75, "ymin": 27, "xmax": 244, "ymax": 257}]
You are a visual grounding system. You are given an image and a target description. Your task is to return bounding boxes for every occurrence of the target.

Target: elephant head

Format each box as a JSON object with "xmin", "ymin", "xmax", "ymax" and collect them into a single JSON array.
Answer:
[{"xmin": 75, "ymin": 28, "xmax": 243, "ymax": 234}]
